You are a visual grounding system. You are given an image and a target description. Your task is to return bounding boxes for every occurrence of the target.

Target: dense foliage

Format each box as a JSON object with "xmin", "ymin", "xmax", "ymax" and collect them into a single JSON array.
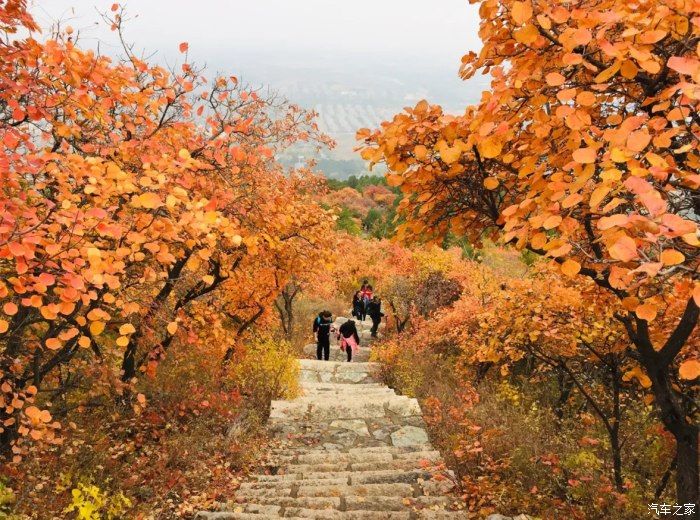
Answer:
[
  {"xmin": 360, "ymin": 0, "xmax": 699, "ymax": 507},
  {"xmin": 0, "ymin": 1, "xmax": 330, "ymax": 515}
]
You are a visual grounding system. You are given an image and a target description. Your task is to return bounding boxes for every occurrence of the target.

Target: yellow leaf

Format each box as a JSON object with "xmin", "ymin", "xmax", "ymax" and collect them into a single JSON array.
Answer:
[
  {"xmin": 589, "ymin": 186, "xmax": 611, "ymax": 208},
  {"xmin": 90, "ymin": 321, "xmax": 106, "ymax": 336},
  {"xmin": 0, "ymin": 319, "xmax": 8, "ymax": 334},
  {"xmin": 116, "ymin": 336, "xmax": 129, "ymax": 347},
  {"xmin": 542, "ymin": 215, "xmax": 562, "ymax": 230},
  {"xmin": 119, "ymin": 323, "xmax": 136, "ymax": 335},
  {"xmin": 440, "ymin": 145, "xmax": 461, "ymax": 165},
  {"xmin": 479, "ymin": 138, "xmax": 502, "ymax": 159},
  {"xmin": 167, "ymin": 322, "xmax": 178, "ymax": 335},
  {"xmin": 202, "ymin": 275, "xmax": 215, "ymax": 285},
  {"xmin": 136, "ymin": 192, "xmax": 163, "ymax": 209}
]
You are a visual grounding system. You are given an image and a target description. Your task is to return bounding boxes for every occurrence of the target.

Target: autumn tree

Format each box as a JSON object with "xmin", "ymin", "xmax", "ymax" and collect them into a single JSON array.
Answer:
[
  {"xmin": 360, "ymin": 0, "xmax": 699, "ymax": 505},
  {"xmin": 0, "ymin": 1, "xmax": 332, "ymax": 462}
]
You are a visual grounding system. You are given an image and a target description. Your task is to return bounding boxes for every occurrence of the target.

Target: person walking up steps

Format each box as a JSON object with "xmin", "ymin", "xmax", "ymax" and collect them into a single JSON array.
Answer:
[
  {"xmin": 337, "ymin": 319, "xmax": 360, "ymax": 362},
  {"xmin": 313, "ymin": 310, "xmax": 333, "ymax": 361},
  {"xmin": 367, "ymin": 296, "xmax": 384, "ymax": 338},
  {"xmin": 360, "ymin": 282, "xmax": 373, "ymax": 321},
  {"xmin": 351, "ymin": 291, "xmax": 363, "ymax": 321}
]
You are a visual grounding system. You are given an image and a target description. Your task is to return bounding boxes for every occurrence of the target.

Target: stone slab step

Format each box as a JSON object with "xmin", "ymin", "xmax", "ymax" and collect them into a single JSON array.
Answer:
[
  {"xmin": 283, "ymin": 510, "xmax": 410, "ymax": 519},
  {"xmin": 269, "ymin": 396, "xmax": 421, "ymax": 422},
  {"xmin": 277, "ymin": 453, "xmax": 441, "ymax": 476},
  {"xmin": 303, "ymin": 344, "xmax": 371, "ymax": 362},
  {"xmin": 254, "ymin": 467, "xmax": 439, "ymax": 484},
  {"xmin": 269, "ymin": 445, "xmax": 434, "ymax": 457},
  {"xmin": 299, "ymin": 360, "xmax": 380, "ymax": 372}
]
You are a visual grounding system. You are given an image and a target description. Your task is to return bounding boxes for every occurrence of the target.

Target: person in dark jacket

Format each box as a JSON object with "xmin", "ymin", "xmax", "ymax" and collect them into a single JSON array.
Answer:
[
  {"xmin": 366, "ymin": 296, "xmax": 384, "ymax": 338},
  {"xmin": 338, "ymin": 319, "xmax": 360, "ymax": 362},
  {"xmin": 313, "ymin": 310, "xmax": 333, "ymax": 361},
  {"xmin": 352, "ymin": 291, "xmax": 364, "ymax": 320}
]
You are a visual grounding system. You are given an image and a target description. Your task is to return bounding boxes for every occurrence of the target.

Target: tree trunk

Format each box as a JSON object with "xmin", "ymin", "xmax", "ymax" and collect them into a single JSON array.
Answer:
[{"xmin": 646, "ymin": 359, "xmax": 699, "ymax": 510}]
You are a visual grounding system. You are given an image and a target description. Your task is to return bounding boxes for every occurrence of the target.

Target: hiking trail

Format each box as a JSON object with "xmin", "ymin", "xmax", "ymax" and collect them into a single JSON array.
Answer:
[{"xmin": 195, "ymin": 316, "xmax": 467, "ymax": 519}]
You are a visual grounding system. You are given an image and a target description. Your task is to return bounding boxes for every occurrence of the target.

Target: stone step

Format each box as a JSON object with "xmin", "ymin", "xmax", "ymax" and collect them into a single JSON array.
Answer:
[
  {"xmin": 286, "ymin": 511, "xmax": 410, "ymax": 520},
  {"xmin": 279, "ymin": 449, "xmax": 440, "ymax": 466},
  {"xmin": 303, "ymin": 344, "xmax": 372, "ymax": 362},
  {"xmin": 196, "ymin": 511, "xmax": 488, "ymax": 519},
  {"xmin": 276, "ymin": 452, "xmax": 441, "ymax": 476},
  {"xmin": 269, "ymin": 445, "xmax": 434, "ymax": 457},
  {"xmin": 299, "ymin": 385, "xmax": 396, "ymax": 397},
  {"xmin": 246, "ymin": 470, "xmax": 442, "ymax": 489},
  {"xmin": 299, "ymin": 360, "xmax": 380, "ymax": 372},
  {"xmin": 235, "ymin": 483, "xmax": 415, "ymax": 502},
  {"xmin": 254, "ymin": 467, "xmax": 440, "ymax": 484},
  {"xmin": 269, "ymin": 396, "xmax": 422, "ymax": 423},
  {"xmin": 196, "ymin": 340, "xmax": 465, "ymax": 520}
]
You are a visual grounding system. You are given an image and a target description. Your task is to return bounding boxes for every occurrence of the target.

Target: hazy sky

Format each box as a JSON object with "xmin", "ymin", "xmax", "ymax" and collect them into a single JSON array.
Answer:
[
  {"xmin": 29, "ymin": 0, "xmax": 487, "ymax": 162},
  {"xmin": 31, "ymin": 0, "xmax": 481, "ymax": 68}
]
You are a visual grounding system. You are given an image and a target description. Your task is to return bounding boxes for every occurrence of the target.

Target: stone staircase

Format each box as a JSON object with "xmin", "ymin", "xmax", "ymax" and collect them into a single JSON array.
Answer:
[{"xmin": 196, "ymin": 317, "xmax": 466, "ymax": 519}]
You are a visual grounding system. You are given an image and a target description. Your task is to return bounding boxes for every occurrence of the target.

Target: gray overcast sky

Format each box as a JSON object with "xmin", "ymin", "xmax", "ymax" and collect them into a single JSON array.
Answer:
[
  {"xmin": 31, "ymin": 0, "xmax": 480, "ymax": 65},
  {"xmin": 29, "ymin": 1, "xmax": 486, "ymax": 163}
]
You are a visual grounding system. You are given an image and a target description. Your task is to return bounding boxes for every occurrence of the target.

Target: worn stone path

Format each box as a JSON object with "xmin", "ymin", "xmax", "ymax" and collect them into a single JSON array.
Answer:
[{"xmin": 196, "ymin": 317, "xmax": 466, "ymax": 519}]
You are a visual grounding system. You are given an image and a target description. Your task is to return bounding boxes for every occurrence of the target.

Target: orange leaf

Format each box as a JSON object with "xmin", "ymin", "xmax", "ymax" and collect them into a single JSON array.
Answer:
[
  {"xmin": 636, "ymin": 302, "xmax": 657, "ymax": 322},
  {"xmin": 542, "ymin": 215, "xmax": 562, "ymax": 230},
  {"xmin": 667, "ymin": 56, "xmax": 700, "ymax": 76},
  {"xmin": 179, "ymin": 42, "xmax": 189, "ymax": 53},
  {"xmin": 626, "ymin": 130, "xmax": 651, "ymax": 152},
  {"xmin": 597, "ymin": 214, "xmax": 628, "ymax": 230},
  {"xmin": 484, "ymin": 177, "xmax": 499, "ymax": 190},
  {"xmin": 572, "ymin": 147, "xmax": 596, "ymax": 164},
  {"xmin": 545, "ymin": 72, "xmax": 566, "ymax": 86},
  {"xmin": 511, "ymin": 1, "xmax": 532, "ymax": 24},
  {"xmin": 639, "ymin": 30, "xmax": 667, "ymax": 44},
  {"xmin": 609, "ymin": 236, "xmax": 638, "ymax": 262},
  {"xmin": 45, "ymin": 338, "xmax": 62, "ymax": 350},
  {"xmin": 0, "ymin": 319, "xmax": 8, "ymax": 334},
  {"xmin": 679, "ymin": 359, "xmax": 700, "ymax": 381},
  {"xmin": 119, "ymin": 323, "xmax": 136, "ymax": 335},
  {"xmin": 3, "ymin": 302, "xmax": 18, "ymax": 316},
  {"xmin": 561, "ymin": 259, "xmax": 581, "ymax": 277},
  {"xmin": 660, "ymin": 249, "xmax": 685, "ymax": 266}
]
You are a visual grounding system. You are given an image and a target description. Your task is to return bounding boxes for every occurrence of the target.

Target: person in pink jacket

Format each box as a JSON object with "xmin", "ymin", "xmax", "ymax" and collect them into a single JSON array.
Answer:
[{"xmin": 337, "ymin": 320, "xmax": 360, "ymax": 362}]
